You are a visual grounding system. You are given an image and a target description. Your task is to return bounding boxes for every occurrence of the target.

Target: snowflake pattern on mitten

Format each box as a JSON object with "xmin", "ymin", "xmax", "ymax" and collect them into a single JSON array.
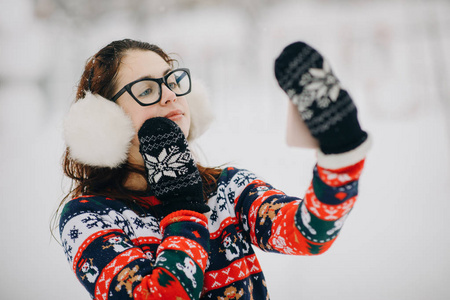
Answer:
[
  {"xmin": 289, "ymin": 60, "xmax": 342, "ymax": 120},
  {"xmin": 143, "ymin": 145, "xmax": 191, "ymax": 184}
]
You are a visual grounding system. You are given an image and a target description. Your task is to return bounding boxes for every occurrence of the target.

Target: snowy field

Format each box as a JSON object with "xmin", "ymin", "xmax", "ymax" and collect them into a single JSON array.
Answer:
[{"xmin": 0, "ymin": 0, "xmax": 449, "ymax": 299}]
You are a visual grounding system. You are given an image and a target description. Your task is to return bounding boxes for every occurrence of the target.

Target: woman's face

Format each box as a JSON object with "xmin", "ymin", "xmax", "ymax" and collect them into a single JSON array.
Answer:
[{"xmin": 114, "ymin": 50, "xmax": 191, "ymax": 165}]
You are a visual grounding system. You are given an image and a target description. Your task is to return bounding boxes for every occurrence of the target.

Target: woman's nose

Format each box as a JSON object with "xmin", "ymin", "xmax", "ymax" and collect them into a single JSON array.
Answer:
[{"xmin": 160, "ymin": 84, "xmax": 177, "ymax": 105}]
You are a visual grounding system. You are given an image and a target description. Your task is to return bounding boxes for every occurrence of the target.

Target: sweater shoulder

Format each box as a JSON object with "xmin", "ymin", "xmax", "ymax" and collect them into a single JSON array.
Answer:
[
  {"xmin": 61, "ymin": 195, "xmax": 115, "ymax": 215},
  {"xmin": 208, "ymin": 166, "xmax": 260, "ymax": 203},
  {"xmin": 217, "ymin": 166, "xmax": 258, "ymax": 186},
  {"xmin": 59, "ymin": 195, "xmax": 125, "ymax": 230}
]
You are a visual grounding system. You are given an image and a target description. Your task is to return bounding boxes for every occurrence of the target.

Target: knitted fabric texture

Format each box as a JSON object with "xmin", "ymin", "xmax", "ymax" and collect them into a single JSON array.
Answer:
[
  {"xmin": 274, "ymin": 41, "xmax": 367, "ymax": 154},
  {"xmin": 59, "ymin": 159, "xmax": 366, "ymax": 300},
  {"xmin": 138, "ymin": 117, "xmax": 209, "ymax": 215}
]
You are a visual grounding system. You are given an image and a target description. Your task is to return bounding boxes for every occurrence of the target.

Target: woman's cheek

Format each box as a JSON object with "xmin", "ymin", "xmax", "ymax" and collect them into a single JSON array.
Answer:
[
  {"xmin": 131, "ymin": 114, "xmax": 153, "ymax": 146},
  {"xmin": 132, "ymin": 134, "xmax": 140, "ymax": 146},
  {"xmin": 132, "ymin": 116, "xmax": 147, "ymax": 140}
]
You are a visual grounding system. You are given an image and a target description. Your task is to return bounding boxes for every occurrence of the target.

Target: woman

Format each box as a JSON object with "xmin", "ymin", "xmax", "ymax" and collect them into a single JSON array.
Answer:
[{"xmin": 57, "ymin": 38, "xmax": 370, "ymax": 299}]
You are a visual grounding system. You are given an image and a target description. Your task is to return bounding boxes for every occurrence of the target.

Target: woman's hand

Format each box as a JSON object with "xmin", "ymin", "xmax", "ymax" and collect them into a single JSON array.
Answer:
[
  {"xmin": 274, "ymin": 42, "xmax": 367, "ymax": 154},
  {"xmin": 138, "ymin": 117, "xmax": 210, "ymax": 216}
]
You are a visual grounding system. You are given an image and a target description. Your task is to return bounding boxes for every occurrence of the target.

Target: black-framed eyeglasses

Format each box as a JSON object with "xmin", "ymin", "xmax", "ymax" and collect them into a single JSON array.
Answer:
[{"xmin": 110, "ymin": 68, "xmax": 192, "ymax": 106}]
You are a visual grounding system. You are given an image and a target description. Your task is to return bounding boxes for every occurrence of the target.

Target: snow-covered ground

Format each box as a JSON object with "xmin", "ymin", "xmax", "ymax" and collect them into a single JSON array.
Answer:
[{"xmin": 0, "ymin": 0, "xmax": 449, "ymax": 299}]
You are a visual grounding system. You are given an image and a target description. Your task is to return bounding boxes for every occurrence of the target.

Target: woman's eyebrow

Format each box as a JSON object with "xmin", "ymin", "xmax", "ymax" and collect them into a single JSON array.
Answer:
[{"xmin": 135, "ymin": 68, "xmax": 172, "ymax": 81}]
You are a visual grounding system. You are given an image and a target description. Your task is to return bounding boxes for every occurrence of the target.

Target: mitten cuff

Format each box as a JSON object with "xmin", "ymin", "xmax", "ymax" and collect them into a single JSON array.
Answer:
[{"xmin": 317, "ymin": 134, "xmax": 372, "ymax": 170}]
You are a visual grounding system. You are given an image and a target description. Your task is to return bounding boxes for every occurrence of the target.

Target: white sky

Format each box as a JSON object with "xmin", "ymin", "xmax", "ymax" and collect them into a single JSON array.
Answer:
[{"xmin": 0, "ymin": 0, "xmax": 449, "ymax": 299}]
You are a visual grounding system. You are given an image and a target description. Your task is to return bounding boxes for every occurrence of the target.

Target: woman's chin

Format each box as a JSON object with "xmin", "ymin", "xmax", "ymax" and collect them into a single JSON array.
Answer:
[{"xmin": 168, "ymin": 116, "xmax": 190, "ymax": 138}]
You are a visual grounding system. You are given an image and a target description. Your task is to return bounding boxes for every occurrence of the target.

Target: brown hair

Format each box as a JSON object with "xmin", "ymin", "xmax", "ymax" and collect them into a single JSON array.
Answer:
[{"xmin": 53, "ymin": 39, "xmax": 222, "ymax": 232}]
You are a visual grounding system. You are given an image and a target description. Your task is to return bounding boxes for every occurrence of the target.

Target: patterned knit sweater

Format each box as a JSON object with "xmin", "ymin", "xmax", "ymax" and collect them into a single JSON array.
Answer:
[{"xmin": 59, "ymin": 159, "xmax": 365, "ymax": 300}]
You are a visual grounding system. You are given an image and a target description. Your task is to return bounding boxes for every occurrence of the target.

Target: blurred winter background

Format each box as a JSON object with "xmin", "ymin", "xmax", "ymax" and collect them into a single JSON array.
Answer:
[{"xmin": 0, "ymin": 0, "xmax": 449, "ymax": 299}]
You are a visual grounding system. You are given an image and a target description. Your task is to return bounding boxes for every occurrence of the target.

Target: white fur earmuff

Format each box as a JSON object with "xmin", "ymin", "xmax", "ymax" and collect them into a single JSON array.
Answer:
[
  {"xmin": 187, "ymin": 79, "xmax": 214, "ymax": 141},
  {"xmin": 63, "ymin": 79, "xmax": 214, "ymax": 168},
  {"xmin": 63, "ymin": 93, "xmax": 135, "ymax": 168}
]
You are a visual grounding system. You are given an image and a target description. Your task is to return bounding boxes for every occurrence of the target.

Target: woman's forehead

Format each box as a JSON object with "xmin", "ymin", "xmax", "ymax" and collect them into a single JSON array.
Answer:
[{"xmin": 118, "ymin": 50, "xmax": 170, "ymax": 82}]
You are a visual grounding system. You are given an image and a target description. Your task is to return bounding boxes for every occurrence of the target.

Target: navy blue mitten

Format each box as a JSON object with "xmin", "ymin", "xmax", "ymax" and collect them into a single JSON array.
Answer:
[
  {"xmin": 138, "ymin": 117, "xmax": 210, "ymax": 216},
  {"xmin": 274, "ymin": 42, "xmax": 367, "ymax": 154}
]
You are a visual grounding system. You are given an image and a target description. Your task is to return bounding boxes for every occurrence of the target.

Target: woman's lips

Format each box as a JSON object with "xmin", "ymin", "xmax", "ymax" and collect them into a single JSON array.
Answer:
[{"xmin": 164, "ymin": 110, "xmax": 183, "ymax": 120}]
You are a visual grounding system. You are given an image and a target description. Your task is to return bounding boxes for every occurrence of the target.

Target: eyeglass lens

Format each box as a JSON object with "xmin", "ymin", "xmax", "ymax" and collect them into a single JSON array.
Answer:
[{"xmin": 130, "ymin": 69, "xmax": 190, "ymax": 104}]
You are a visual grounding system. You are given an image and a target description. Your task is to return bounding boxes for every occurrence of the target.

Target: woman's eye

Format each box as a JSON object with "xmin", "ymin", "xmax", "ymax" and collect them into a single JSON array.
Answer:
[
  {"xmin": 167, "ymin": 82, "xmax": 177, "ymax": 90},
  {"xmin": 139, "ymin": 88, "xmax": 153, "ymax": 97}
]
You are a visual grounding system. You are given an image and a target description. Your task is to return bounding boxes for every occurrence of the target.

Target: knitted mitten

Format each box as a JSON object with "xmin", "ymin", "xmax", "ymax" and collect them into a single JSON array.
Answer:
[
  {"xmin": 274, "ymin": 42, "xmax": 367, "ymax": 154},
  {"xmin": 138, "ymin": 117, "xmax": 210, "ymax": 216}
]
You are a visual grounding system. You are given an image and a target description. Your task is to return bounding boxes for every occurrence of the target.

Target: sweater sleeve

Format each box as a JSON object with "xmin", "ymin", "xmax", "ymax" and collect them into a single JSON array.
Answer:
[
  {"xmin": 59, "ymin": 197, "xmax": 209, "ymax": 300},
  {"xmin": 232, "ymin": 157, "xmax": 366, "ymax": 255}
]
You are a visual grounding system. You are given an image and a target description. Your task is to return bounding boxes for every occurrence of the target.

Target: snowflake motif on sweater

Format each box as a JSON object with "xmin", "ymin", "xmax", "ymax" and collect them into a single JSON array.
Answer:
[{"xmin": 59, "ymin": 160, "xmax": 365, "ymax": 299}]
